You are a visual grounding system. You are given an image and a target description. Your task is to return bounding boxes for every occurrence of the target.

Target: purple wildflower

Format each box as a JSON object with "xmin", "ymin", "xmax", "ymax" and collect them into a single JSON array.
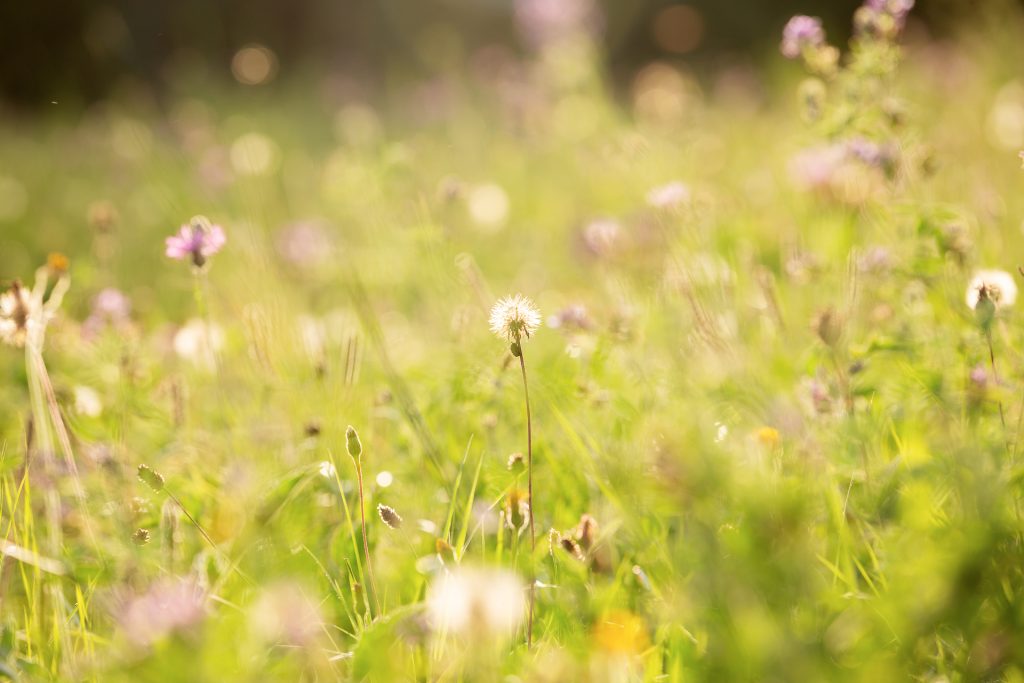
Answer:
[
  {"xmin": 845, "ymin": 137, "xmax": 896, "ymax": 169},
  {"xmin": 514, "ymin": 0, "xmax": 602, "ymax": 48},
  {"xmin": 781, "ymin": 15, "xmax": 825, "ymax": 59},
  {"xmin": 113, "ymin": 578, "xmax": 207, "ymax": 647},
  {"xmin": 165, "ymin": 217, "xmax": 226, "ymax": 268},
  {"xmin": 646, "ymin": 181, "xmax": 691, "ymax": 209},
  {"xmin": 83, "ymin": 287, "xmax": 131, "ymax": 339}
]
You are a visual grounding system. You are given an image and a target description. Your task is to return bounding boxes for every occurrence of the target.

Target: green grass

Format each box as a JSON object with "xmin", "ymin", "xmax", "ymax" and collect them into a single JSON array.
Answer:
[{"xmin": 3, "ymin": 6, "xmax": 1024, "ymax": 681}]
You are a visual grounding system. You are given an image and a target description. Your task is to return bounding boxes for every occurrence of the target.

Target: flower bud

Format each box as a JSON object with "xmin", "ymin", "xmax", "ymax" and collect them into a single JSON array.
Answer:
[{"xmin": 346, "ymin": 425, "xmax": 362, "ymax": 458}]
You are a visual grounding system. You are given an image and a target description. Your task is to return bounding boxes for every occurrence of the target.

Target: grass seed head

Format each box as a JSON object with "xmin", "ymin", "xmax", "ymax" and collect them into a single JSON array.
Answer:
[
  {"xmin": 377, "ymin": 503, "xmax": 403, "ymax": 529},
  {"xmin": 137, "ymin": 464, "xmax": 165, "ymax": 493}
]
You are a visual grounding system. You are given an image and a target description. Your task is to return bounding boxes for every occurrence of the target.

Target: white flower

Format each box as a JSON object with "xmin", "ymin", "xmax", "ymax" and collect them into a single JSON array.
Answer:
[
  {"xmin": 173, "ymin": 318, "xmax": 224, "ymax": 369},
  {"xmin": 646, "ymin": 181, "xmax": 691, "ymax": 208},
  {"xmin": 73, "ymin": 386, "xmax": 103, "ymax": 417},
  {"xmin": 426, "ymin": 567, "xmax": 525, "ymax": 639},
  {"xmin": 966, "ymin": 269, "xmax": 1018, "ymax": 310},
  {"xmin": 489, "ymin": 294, "xmax": 541, "ymax": 342}
]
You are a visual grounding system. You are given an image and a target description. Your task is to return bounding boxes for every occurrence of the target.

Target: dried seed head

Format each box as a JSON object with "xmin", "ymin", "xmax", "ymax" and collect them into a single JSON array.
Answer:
[
  {"xmin": 345, "ymin": 425, "xmax": 362, "ymax": 458},
  {"xmin": 132, "ymin": 528, "xmax": 152, "ymax": 545},
  {"xmin": 137, "ymin": 464, "xmax": 165, "ymax": 492},
  {"xmin": 548, "ymin": 528, "xmax": 561, "ymax": 556},
  {"xmin": 575, "ymin": 514, "xmax": 598, "ymax": 551},
  {"xmin": 560, "ymin": 535, "xmax": 585, "ymax": 562},
  {"xmin": 0, "ymin": 280, "xmax": 32, "ymax": 348},
  {"xmin": 507, "ymin": 452, "xmax": 526, "ymax": 474},
  {"xmin": 377, "ymin": 504, "xmax": 403, "ymax": 529},
  {"xmin": 812, "ymin": 307, "xmax": 843, "ymax": 347}
]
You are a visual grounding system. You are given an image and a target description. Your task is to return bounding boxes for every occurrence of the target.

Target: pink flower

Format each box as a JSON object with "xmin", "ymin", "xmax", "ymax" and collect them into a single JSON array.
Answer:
[
  {"xmin": 165, "ymin": 217, "xmax": 226, "ymax": 268},
  {"xmin": 113, "ymin": 578, "xmax": 207, "ymax": 647},
  {"xmin": 646, "ymin": 181, "xmax": 691, "ymax": 209},
  {"xmin": 781, "ymin": 15, "xmax": 825, "ymax": 59}
]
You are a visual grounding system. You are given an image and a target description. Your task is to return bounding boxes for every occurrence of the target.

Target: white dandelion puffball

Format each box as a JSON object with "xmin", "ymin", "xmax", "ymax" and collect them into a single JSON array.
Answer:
[
  {"xmin": 426, "ymin": 567, "xmax": 525, "ymax": 638},
  {"xmin": 966, "ymin": 269, "xmax": 1018, "ymax": 310},
  {"xmin": 489, "ymin": 294, "xmax": 542, "ymax": 342}
]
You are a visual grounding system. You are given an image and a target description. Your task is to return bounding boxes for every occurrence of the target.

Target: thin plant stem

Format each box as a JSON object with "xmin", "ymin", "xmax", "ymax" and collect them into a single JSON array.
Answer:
[
  {"xmin": 355, "ymin": 459, "xmax": 382, "ymax": 618},
  {"xmin": 986, "ymin": 331, "xmax": 1007, "ymax": 433},
  {"xmin": 517, "ymin": 342, "xmax": 535, "ymax": 649},
  {"xmin": 192, "ymin": 268, "xmax": 218, "ymax": 374}
]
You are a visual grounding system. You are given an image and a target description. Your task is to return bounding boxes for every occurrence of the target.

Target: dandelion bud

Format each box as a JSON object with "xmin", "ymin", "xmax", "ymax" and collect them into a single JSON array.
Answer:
[
  {"xmin": 377, "ymin": 504, "xmax": 403, "ymax": 529},
  {"xmin": 345, "ymin": 425, "xmax": 362, "ymax": 458},
  {"xmin": 132, "ymin": 528, "xmax": 151, "ymax": 545},
  {"xmin": 137, "ymin": 464, "xmax": 165, "ymax": 492},
  {"xmin": 507, "ymin": 452, "xmax": 526, "ymax": 474}
]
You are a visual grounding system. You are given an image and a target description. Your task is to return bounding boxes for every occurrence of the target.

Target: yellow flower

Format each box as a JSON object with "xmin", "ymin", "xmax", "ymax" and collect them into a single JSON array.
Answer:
[
  {"xmin": 592, "ymin": 610, "xmax": 649, "ymax": 655},
  {"xmin": 756, "ymin": 426, "xmax": 781, "ymax": 447}
]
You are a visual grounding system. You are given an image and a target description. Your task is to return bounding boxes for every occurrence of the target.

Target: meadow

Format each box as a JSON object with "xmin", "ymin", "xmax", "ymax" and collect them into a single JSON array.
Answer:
[{"xmin": 4, "ymin": 2, "xmax": 1024, "ymax": 680}]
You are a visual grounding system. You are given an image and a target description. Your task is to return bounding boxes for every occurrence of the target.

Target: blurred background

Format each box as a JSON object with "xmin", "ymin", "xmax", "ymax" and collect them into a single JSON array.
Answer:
[{"xmin": 0, "ymin": 0, "xmax": 1007, "ymax": 110}]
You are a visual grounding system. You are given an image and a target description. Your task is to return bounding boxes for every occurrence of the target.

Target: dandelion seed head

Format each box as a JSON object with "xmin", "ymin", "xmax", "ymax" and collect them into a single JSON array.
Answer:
[
  {"xmin": 966, "ymin": 269, "xmax": 1017, "ymax": 310},
  {"xmin": 489, "ymin": 294, "xmax": 541, "ymax": 343}
]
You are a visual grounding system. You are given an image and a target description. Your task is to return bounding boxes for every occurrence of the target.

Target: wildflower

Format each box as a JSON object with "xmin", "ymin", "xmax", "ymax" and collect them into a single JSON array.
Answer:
[
  {"xmin": 966, "ymin": 270, "xmax": 1017, "ymax": 311},
  {"xmin": 0, "ymin": 280, "xmax": 32, "ymax": 347},
  {"xmin": 547, "ymin": 304, "xmax": 593, "ymax": 332},
  {"xmin": 73, "ymin": 386, "xmax": 103, "ymax": 417},
  {"xmin": 83, "ymin": 287, "xmax": 131, "ymax": 339},
  {"xmin": 756, "ymin": 426, "xmax": 781, "ymax": 447},
  {"xmin": 47, "ymin": 252, "xmax": 69, "ymax": 275},
  {"xmin": 489, "ymin": 294, "xmax": 542, "ymax": 344},
  {"xmin": 582, "ymin": 219, "xmax": 621, "ymax": 257},
  {"xmin": 172, "ymin": 319, "xmax": 224, "ymax": 369},
  {"xmin": 113, "ymin": 578, "xmax": 207, "ymax": 647},
  {"xmin": 646, "ymin": 181, "xmax": 691, "ymax": 208},
  {"xmin": 426, "ymin": 567, "xmax": 525, "ymax": 638},
  {"xmin": 250, "ymin": 583, "xmax": 323, "ymax": 647},
  {"xmin": 514, "ymin": 0, "xmax": 601, "ymax": 48},
  {"xmin": 592, "ymin": 610, "xmax": 650, "ymax": 655},
  {"xmin": 780, "ymin": 15, "xmax": 825, "ymax": 59},
  {"xmin": 377, "ymin": 503, "xmax": 403, "ymax": 529},
  {"xmin": 165, "ymin": 216, "xmax": 226, "ymax": 268}
]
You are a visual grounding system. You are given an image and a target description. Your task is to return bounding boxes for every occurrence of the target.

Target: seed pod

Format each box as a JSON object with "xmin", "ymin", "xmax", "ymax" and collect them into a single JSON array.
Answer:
[
  {"xmin": 345, "ymin": 425, "xmax": 362, "ymax": 458},
  {"xmin": 377, "ymin": 504, "xmax": 403, "ymax": 529},
  {"xmin": 560, "ymin": 536, "xmax": 585, "ymax": 562},
  {"xmin": 132, "ymin": 528, "xmax": 151, "ymax": 545},
  {"xmin": 510, "ymin": 341, "xmax": 522, "ymax": 358},
  {"xmin": 137, "ymin": 464, "xmax": 165, "ymax": 492},
  {"xmin": 504, "ymin": 489, "xmax": 530, "ymax": 532}
]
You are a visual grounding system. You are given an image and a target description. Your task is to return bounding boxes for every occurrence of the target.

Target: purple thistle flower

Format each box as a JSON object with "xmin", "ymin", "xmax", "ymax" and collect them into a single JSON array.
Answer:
[
  {"xmin": 781, "ymin": 15, "xmax": 825, "ymax": 59},
  {"xmin": 165, "ymin": 217, "xmax": 226, "ymax": 268}
]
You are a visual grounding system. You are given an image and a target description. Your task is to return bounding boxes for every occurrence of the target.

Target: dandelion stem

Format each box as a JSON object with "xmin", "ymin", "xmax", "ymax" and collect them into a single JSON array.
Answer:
[
  {"xmin": 517, "ymin": 342, "xmax": 535, "ymax": 649},
  {"xmin": 986, "ymin": 331, "xmax": 1007, "ymax": 433},
  {"xmin": 355, "ymin": 459, "xmax": 382, "ymax": 618}
]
